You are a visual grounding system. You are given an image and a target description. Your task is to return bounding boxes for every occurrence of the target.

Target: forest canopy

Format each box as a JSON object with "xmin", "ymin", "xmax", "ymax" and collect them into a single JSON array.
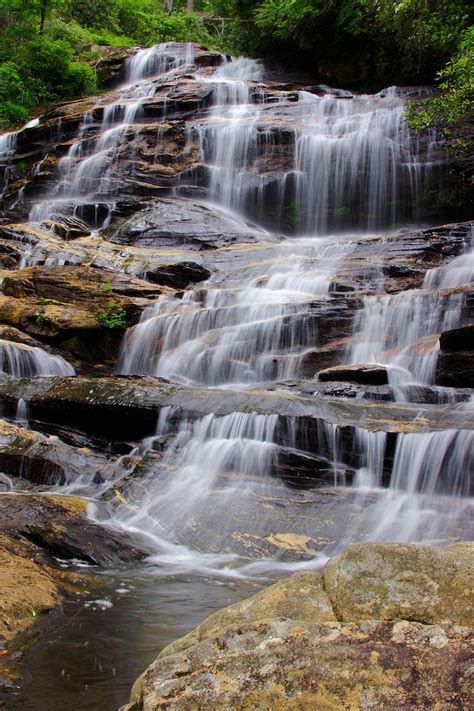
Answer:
[{"xmin": 0, "ymin": 0, "xmax": 472, "ymax": 132}]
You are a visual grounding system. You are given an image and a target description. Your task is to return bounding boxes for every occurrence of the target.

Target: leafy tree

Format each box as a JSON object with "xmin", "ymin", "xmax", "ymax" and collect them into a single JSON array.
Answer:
[{"xmin": 408, "ymin": 26, "xmax": 474, "ymax": 130}]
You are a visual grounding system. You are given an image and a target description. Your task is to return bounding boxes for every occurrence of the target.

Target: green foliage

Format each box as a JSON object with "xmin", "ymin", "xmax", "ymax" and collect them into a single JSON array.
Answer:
[
  {"xmin": 87, "ymin": 28, "xmax": 135, "ymax": 46},
  {"xmin": 0, "ymin": 100, "xmax": 29, "ymax": 128},
  {"xmin": 100, "ymin": 279, "xmax": 114, "ymax": 292},
  {"xmin": 118, "ymin": 1, "xmax": 212, "ymax": 46},
  {"xmin": 35, "ymin": 312, "xmax": 47, "ymax": 327},
  {"xmin": 69, "ymin": 0, "xmax": 120, "ymax": 31},
  {"xmin": 97, "ymin": 301, "xmax": 128, "ymax": 329},
  {"xmin": 45, "ymin": 17, "xmax": 92, "ymax": 49},
  {"xmin": 407, "ymin": 26, "xmax": 474, "ymax": 130}
]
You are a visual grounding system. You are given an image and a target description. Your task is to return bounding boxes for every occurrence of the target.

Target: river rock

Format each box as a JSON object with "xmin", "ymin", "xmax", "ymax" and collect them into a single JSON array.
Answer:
[
  {"xmin": 0, "ymin": 493, "xmax": 145, "ymax": 566},
  {"xmin": 0, "ymin": 418, "xmax": 122, "ymax": 486},
  {"xmin": 140, "ymin": 262, "xmax": 211, "ymax": 288},
  {"xmin": 123, "ymin": 542, "xmax": 474, "ymax": 710}
]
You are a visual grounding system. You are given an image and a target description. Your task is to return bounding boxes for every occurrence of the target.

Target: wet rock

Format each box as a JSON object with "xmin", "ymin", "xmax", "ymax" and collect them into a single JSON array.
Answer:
[
  {"xmin": 333, "ymin": 222, "xmax": 473, "ymax": 296},
  {"xmin": 273, "ymin": 447, "xmax": 353, "ymax": 488},
  {"xmin": 94, "ymin": 46, "xmax": 136, "ymax": 88},
  {"xmin": 124, "ymin": 542, "xmax": 474, "ymax": 711},
  {"xmin": 0, "ymin": 531, "xmax": 62, "ymax": 643},
  {"xmin": 0, "ymin": 493, "xmax": 145, "ymax": 566},
  {"xmin": 436, "ymin": 323, "xmax": 474, "ymax": 387},
  {"xmin": 0, "ymin": 418, "xmax": 115, "ymax": 486},
  {"xmin": 0, "ymin": 265, "xmax": 169, "ymax": 368},
  {"xmin": 141, "ymin": 261, "xmax": 211, "ymax": 288},
  {"xmin": 318, "ymin": 364, "xmax": 389, "ymax": 385},
  {"xmin": 41, "ymin": 214, "xmax": 92, "ymax": 240},
  {"xmin": 0, "ymin": 376, "xmax": 471, "ymax": 443},
  {"xmin": 109, "ymin": 197, "xmax": 272, "ymax": 250}
]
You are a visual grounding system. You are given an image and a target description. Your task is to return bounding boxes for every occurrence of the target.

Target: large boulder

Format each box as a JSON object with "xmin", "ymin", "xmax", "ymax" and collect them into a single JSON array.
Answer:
[
  {"xmin": 0, "ymin": 265, "xmax": 168, "ymax": 369},
  {"xmin": 124, "ymin": 542, "xmax": 474, "ymax": 710}
]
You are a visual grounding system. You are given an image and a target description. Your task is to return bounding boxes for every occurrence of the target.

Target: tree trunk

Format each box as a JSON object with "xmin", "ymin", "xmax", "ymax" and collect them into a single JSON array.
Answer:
[
  {"xmin": 39, "ymin": 0, "xmax": 48, "ymax": 34},
  {"xmin": 187, "ymin": 0, "xmax": 195, "ymax": 11}
]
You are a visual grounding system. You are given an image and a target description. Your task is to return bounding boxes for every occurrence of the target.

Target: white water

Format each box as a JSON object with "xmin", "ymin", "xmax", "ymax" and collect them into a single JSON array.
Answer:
[
  {"xmin": 346, "ymin": 225, "xmax": 474, "ymax": 399},
  {"xmin": 0, "ymin": 339, "xmax": 74, "ymax": 377},
  {"xmin": 118, "ymin": 236, "xmax": 353, "ymax": 385},
  {"xmin": 29, "ymin": 42, "xmax": 197, "ymax": 228}
]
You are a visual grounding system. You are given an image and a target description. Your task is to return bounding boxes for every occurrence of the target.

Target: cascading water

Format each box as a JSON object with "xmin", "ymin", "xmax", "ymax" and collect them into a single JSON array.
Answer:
[
  {"xmin": 29, "ymin": 42, "xmax": 197, "ymax": 229},
  {"xmin": 0, "ymin": 339, "xmax": 74, "ymax": 377},
  {"xmin": 118, "ymin": 237, "xmax": 353, "ymax": 385},
  {"xmin": 0, "ymin": 130, "xmax": 17, "ymax": 199},
  {"xmin": 192, "ymin": 75, "xmax": 440, "ymax": 233},
  {"xmin": 0, "ymin": 43, "xmax": 471, "ymax": 579},
  {"xmin": 96, "ymin": 45, "xmax": 471, "ymax": 570},
  {"xmin": 345, "ymin": 224, "xmax": 474, "ymax": 400}
]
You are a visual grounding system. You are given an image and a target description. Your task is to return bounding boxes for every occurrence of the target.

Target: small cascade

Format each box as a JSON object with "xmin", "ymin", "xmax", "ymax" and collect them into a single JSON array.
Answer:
[
  {"xmin": 341, "ymin": 426, "xmax": 474, "ymax": 548},
  {"xmin": 108, "ymin": 409, "xmax": 279, "ymax": 548},
  {"xmin": 345, "ymin": 225, "xmax": 474, "ymax": 399},
  {"xmin": 103, "ymin": 398, "xmax": 472, "ymax": 567},
  {"xmin": 118, "ymin": 237, "xmax": 352, "ymax": 385},
  {"xmin": 29, "ymin": 42, "xmax": 198, "ymax": 230},
  {"xmin": 126, "ymin": 42, "xmax": 195, "ymax": 84},
  {"xmin": 0, "ymin": 130, "xmax": 17, "ymax": 199},
  {"xmin": 0, "ymin": 340, "xmax": 75, "ymax": 377}
]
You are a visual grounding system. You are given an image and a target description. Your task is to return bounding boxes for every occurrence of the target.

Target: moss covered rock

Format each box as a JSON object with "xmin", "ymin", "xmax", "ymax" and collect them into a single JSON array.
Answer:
[{"xmin": 124, "ymin": 542, "xmax": 474, "ymax": 710}]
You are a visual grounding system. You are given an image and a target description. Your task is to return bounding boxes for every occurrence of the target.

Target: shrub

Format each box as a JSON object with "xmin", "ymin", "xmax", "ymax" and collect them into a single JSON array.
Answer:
[{"xmin": 0, "ymin": 100, "xmax": 29, "ymax": 129}]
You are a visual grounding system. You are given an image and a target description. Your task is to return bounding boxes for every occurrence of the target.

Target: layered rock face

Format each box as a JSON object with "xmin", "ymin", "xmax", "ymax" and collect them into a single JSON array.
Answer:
[{"xmin": 123, "ymin": 542, "xmax": 474, "ymax": 710}]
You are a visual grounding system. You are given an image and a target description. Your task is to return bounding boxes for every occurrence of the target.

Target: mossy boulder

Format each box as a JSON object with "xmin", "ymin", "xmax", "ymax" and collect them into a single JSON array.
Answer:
[{"xmin": 124, "ymin": 542, "xmax": 474, "ymax": 710}]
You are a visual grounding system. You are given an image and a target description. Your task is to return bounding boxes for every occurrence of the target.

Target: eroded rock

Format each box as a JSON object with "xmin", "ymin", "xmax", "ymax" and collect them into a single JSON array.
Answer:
[{"xmin": 108, "ymin": 197, "xmax": 273, "ymax": 250}]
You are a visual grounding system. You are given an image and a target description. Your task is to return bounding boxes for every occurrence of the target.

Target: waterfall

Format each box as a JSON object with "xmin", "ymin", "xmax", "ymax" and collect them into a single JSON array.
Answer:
[
  {"xmin": 29, "ymin": 42, "xmax": 198, "ymax": 229},
  {"xmin": 193, "ymin": 77, "xmax": 440, "ymax": 233},
  {"xmin": 0, "ymin": 130, "xmax": 17, "ymax": 199},
  {"xmin": 345, "ymin": 225, "xmax": 473, "ymax": 400},
  {"xmin": 118, "ymin": 237, "xmax": 353, "ymax": 385},
  {"xmin": 0, "ymin": 42, "xmax": 470, "ymax": 577},
  {"xmin": 0, "ymin": 340, "xmax": 75, "ymax": 377}
]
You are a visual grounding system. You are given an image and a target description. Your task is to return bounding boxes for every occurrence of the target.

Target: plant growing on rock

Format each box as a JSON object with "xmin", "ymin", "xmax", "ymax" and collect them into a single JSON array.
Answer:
[{"xmin": 97, "ymin": 300, "xmax": 127, "ymax": 330}]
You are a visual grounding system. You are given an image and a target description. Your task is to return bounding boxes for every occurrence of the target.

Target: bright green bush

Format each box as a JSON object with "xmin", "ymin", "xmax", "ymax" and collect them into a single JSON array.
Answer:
[
  {"xmin": 66, "ymin": 61, "xmax": 96, "ymax": 97},
  {"xmin": 69, "ymin": 0, "xmax": 120, "ymax": 32},
  {"xmin": 45, "ymin": 17, "xmax": 92, "ymax": 49},
  {"xmin": 0, "ymin": 100, "xmax": 29, "ymax": 129}
]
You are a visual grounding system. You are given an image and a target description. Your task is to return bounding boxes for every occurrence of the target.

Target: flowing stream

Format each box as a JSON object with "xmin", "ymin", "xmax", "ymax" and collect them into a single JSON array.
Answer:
[{"xmin": 1, "ymin": 42, "xmax": 472, "ymax": 709}]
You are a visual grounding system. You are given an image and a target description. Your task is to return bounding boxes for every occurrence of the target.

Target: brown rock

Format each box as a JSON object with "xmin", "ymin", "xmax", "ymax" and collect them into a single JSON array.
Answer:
[{"xmin": 124, "ymin": 542, "xmax": 474, "ymax": 711}]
